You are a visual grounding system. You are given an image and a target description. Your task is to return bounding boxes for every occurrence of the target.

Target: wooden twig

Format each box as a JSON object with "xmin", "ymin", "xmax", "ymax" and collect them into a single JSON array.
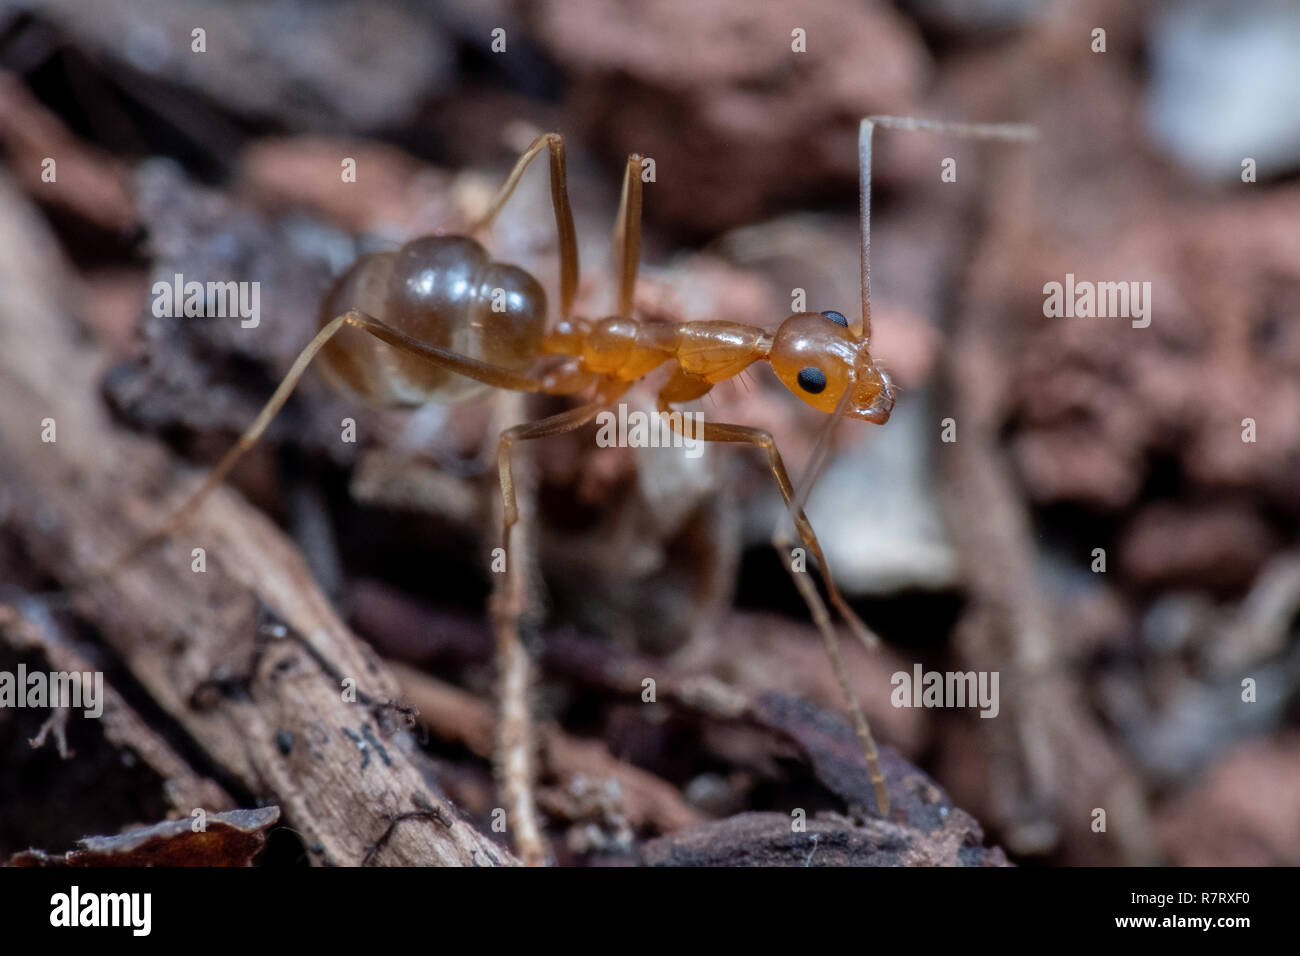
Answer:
[
  {"xmin": 0, "ymin": 602, "xmax": 235, "ymax": 813},
  {"xmin": 488, "ymin": 391, "xmax": 547, "ymax": 866},
  {"xmin": 0, "ymin": 176, "xmax": 514, "ymax": 867},
  {"xmin": 937, "ymin": 143, "xmax": 1153, "ymax": 862}
]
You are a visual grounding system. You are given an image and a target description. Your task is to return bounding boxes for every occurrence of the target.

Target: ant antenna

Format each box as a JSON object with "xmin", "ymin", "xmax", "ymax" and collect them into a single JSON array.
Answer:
[{"xmin": 857, "ymin": 116, "xmax": 1037, "ymax": 341}]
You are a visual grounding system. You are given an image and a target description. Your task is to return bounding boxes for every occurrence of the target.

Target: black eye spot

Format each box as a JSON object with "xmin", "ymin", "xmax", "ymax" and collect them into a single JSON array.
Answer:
[
  {"xmin": 797, "ymin": 366, "xmax": 827, "ymax": 394},
  {"xmin": 821, "ymin": 310, "xmax": 848, "ymax": 327}
]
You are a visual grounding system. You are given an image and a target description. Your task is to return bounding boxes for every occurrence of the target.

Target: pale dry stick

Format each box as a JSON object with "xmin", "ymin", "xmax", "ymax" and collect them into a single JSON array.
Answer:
[
  {"xmin": 929, "ymin": 121, "xmax": 1149, "ymax": 857},
  {"xmin": 490, "ymin": 384, "xmax": 629, "ymax": 866},
  {"xmin": 492, "ymin": 573, "xmax": 546, "ymax": 866},
  {"xmin": 489, "ymin": 390, "xmax": 547, "ymax": 867}
]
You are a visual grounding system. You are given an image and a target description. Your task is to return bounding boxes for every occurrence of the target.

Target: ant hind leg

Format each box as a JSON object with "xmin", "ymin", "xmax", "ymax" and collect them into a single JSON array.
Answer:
[
  {"xmin": 612, "ymin": 153, "xmax": 644, "ymax": 317},
  {"xmin": 101, "ymin": 309, "xmax": 547, "ymax": 578},
  {"xmin": 469, "ymin": 132, "xmax": 580, "ymax": 319}
]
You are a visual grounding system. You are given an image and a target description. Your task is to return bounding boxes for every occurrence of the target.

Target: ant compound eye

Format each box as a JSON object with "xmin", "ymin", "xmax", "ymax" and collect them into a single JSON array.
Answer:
[
  {"xmin": 797, "ymin": 366, "xmax": 828, "ymax": 394},
  {"xmin": 821, "ymin": 310, "xmax": 849, "ymax": 327}
]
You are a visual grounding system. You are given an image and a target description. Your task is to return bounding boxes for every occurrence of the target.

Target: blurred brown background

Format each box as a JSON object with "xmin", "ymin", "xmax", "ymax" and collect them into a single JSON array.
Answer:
[{"xmin": 0, "ymin": 0, "xmax": 1297, "ymax": 866}]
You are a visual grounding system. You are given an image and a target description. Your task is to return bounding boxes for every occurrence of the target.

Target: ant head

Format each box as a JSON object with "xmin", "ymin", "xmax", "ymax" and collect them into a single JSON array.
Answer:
[{"xmin": 770, "ymin": 311, "xmax": 895, "ymax": 423}]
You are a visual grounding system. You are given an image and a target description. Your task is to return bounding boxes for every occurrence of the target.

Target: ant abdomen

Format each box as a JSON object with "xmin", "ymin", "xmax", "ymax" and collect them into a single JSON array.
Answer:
[{"xmin": 318, "ymin": 235, "xmax": 547, "ymax": 406}]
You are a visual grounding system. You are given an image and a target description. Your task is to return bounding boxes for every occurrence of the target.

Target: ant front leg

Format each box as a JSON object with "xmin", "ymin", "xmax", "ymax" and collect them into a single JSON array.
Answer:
[{"xmin": 655, "ymin": 391, "xmax": 890, "ymax": 815}]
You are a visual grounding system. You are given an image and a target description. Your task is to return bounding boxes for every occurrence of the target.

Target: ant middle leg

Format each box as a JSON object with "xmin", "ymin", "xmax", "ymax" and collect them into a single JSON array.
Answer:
[
  {"xmin": 655, "ymin": 393, "xmax": 890, "ymax": 814},
  {"xmin": 468, "ymin": 132, "xmax": 580, "ymax": 319}
]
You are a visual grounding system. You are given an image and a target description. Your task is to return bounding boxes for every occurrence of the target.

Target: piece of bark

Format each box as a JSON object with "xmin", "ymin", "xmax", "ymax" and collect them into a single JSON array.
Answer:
[
  {"xmin": 359, "ymin": 583, "xmax": 1006, "ymax": 853},
  {"xmin": 642, "ymin": 810, "xmax": 1007, "ymax": 867},
  {"xmin": 8, "ymin": 807, "xmax": 280, "ymax": 867},
  {"xmin": 0, "ymin": 603, "xmax": 234, "ymax": 816},
  {"xmin": 0, "ymin": 175, "xmax": 513, "ymax": 867}
]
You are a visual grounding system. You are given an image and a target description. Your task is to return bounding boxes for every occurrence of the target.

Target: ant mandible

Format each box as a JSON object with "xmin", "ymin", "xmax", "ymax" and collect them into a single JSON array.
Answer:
[{"xmin": 117, "ymin": 114, "xmax": 1034, "ymax": 833}]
